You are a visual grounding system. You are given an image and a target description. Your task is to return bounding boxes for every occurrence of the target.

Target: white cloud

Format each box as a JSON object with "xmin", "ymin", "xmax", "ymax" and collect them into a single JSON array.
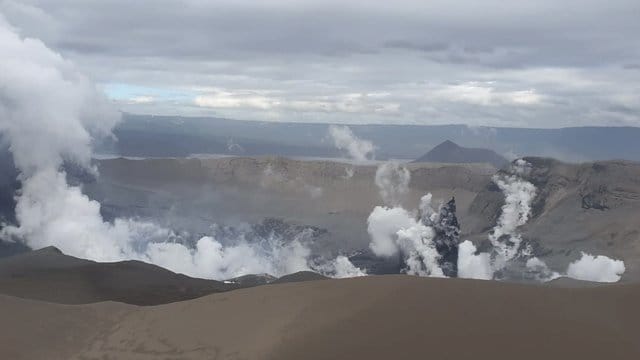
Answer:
[
  {"xmin": 195, "ymin": 91, "xmax": 276, "ymax": 110},
  {"xmin": 2, "ymin": 0, "xmax": 638, "ymax": 127},
  {"xmin": 128, "ymin": 95, "xmax": 155, "ymax": 104},
  {"xmin": 433, "ymin": 82, "xmax": 544, "ymax": 106}
]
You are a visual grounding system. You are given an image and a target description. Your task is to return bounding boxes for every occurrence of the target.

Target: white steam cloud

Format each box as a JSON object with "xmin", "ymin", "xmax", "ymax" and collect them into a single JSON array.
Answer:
[
  {"xmin": 366, "ymin": 158, "xmax": 625, "ymax": 283},
  {"xmin": 488, "ymin": 159, "xmax": 537, "ymax": 270},
  {"xmin": 457, "ymin": 240, "xmax": 492, "ymax": 280},
  {"xmin": 367, "ymin": 194, "xmax": 444, "ymax": 277},
  {"xmin": 374, "ymin": 162, "xmax": 410, "ymax": 206},
  {"xmin": 146, "ymin": 236, "xmax": 312, "ymax": 280},
  {"xmin": 328, "ymin": 125, "xmax": 375, "ymax": 162},
  {"xmin": 0, "ymin": 16, "xmax": 117, "ymax": 175},
  {"xmin": 566, "ymin": 252, "xmax": 626, "ymax": 283},
  {"xmin": 0, "ymin": 17, "xmax": 365, "ymax": 280},
  {"xmin": 324, "ymin": 255, "xmax": 368, "ymax": 278}
]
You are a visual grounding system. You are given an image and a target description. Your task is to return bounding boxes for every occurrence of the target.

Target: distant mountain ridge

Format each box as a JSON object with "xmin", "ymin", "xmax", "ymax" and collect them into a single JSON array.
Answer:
[
  {"xmin": 94, "ymin": 114, "xmax": 640, "ymax": 162},
  {"xmin": 414, "ymin": 140, "xmax": 508, "ymax": 168}
]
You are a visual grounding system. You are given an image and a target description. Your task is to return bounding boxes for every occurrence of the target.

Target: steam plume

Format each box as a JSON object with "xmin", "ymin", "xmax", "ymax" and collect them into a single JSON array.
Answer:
[
  {"xmin": 367, "ymin": 194, "xmax": 445, "ymax": 277},
  {"xmin": 0, "ymin": 17, "xmax": 364, "ymax": 280},
  {"xmin": 328, "ymin": 125, "xmax": 374, "ymax": 162},
  {"xmin": 321, "ymin": 255, "xmax": 367, "ymax": 278},
  {"xmin": 457, "ymin": 240, "xmax": 492, "ymax": 280},
  {"xmin": 374, "ymin": 162, "xmax": 410, "ymax": 206},
  {"xmin": 488, "ymin": 159, "xmax": 536, "ymax": 270}
]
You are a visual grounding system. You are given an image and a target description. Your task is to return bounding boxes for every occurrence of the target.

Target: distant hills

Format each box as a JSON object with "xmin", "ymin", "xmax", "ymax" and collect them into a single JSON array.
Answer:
[
  {"xmin": 94, "ymin": 114, "xmax": 640, "ymax": 162},
  {"xmin": 414, "ymin": 140, "xmax": 508, "ymax": 168}
]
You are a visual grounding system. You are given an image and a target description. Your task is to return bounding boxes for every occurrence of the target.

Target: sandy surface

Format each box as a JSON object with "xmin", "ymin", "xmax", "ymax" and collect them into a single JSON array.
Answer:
[
  {"xmin": 1, "ymin": 275, "xmax": 638, "ymax": 360},
  {"xmin": 0, "ymin": 247, "xmax": 235, "ymax": 305}
]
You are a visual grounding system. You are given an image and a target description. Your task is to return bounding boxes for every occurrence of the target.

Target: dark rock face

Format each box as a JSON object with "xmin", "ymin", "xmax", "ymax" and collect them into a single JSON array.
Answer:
[
  {"xmin": 430, "ymin": 198, "xmax": 461, "ymax": 277},
  {"xmin": 580, "ymin": 186, "xmax": 610, "ymax": 210}
]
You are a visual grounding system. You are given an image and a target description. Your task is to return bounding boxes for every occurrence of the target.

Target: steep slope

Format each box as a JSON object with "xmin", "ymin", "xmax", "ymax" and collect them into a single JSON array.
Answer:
[
  {"xmin": 1, "ymin": 275, "xmax": 638, "ymax": 360},
  {"xmin": 414, "ymin": 140, "xmax": 508, "ymax": 168},
  {"xmin": 468, "ymin": 158, "xmax": 640, "ymax": 280},
  {"xmin": 0, "ymin": 247, "xmax": 237, "ymax": 305}
]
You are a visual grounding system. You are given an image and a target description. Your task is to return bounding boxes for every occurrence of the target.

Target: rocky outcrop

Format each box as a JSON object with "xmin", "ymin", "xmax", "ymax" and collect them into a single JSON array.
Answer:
[
  {"xmin": 427, "ymin": 197, "xmax": 461, "ymax": 277},
  {"xmin": 435, "ymin": 198, "xmax": 461, "ymax": 277}
]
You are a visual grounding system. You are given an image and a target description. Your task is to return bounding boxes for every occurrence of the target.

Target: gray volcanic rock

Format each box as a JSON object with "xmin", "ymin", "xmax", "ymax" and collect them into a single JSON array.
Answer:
[
  {"xmin": 414, "ymin": 140, "xmax": 508, "ymax": 168},
  {"xmin": 427, "ymin": 197, "xmax": 461, "ymax": 277}
]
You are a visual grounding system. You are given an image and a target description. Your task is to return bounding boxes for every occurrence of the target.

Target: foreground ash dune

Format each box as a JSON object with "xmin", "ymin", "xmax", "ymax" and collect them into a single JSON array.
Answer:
[
  {"xmin": 1, "ymin": 275, "xmax": 639, "ymax": 360},
  {"xmin": 0, "ymin": 246, "xmax": 327, "ymax": 305},
  {"xmin": 0, "ymin": 247, "xmax": 235, "ymax": 305}
]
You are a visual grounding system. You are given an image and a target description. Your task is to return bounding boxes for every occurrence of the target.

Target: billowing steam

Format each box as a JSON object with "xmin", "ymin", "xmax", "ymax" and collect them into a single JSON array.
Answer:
[
  {"xmin": 457, "ymin": 240, "xmax": 492, "ymax": 280},
  {"xmin": 146, "ymin": 235, "xmax": 311, "ymax": 280},
  {"xmin": 488, "ymin": 159, "xmax": 537, "ymax": 270},
  {"xmin": 366, "ymin": 158, "xmax": 626, "ymax": 283},
  {"xmin": 367, "ymin": 168, "xmax": 444, "ymax": 277},
  {"xmin": 328, "ymin": 125, "xmax": 375, "ymax": 162},
  {"xmin": 319, "ymin": 255, "xmax": 367, "ymax": 278},
  {"xmin": 0, "ymin": 17, "xmax": 364, "ymax": 280},
  {"xmin": 567, "ymin": 252, "xmax": 626, "ymax": 283}
]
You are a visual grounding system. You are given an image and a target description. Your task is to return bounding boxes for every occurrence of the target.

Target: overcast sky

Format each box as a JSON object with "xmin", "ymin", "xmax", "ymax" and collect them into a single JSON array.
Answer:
[{"xmin": 2, "ymin": 0, "xmax": 639, "ymax": 127}]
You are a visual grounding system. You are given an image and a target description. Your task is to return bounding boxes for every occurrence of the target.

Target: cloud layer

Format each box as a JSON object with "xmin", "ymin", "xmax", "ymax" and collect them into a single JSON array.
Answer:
[{"xmin": 1, "ymin": 0, "xmax": 639, "ymax": 127}]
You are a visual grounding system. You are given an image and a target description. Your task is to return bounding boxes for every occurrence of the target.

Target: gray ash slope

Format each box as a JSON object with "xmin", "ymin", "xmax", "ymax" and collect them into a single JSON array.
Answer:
[{"xmin": 468, "ymin": 157, "xmax": 640, "ymax": 281}]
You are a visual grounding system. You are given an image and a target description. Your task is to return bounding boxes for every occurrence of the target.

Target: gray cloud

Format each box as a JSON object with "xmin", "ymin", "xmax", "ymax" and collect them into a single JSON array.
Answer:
[{"xmin": 1, "ymin": 0, "xmax": 639, "ymax": 127}]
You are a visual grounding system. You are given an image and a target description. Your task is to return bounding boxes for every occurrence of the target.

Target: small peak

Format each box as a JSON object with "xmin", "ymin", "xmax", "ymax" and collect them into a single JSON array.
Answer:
[
  {"xmin": 36, "ymin": 246, "xmax": 63, "ymax": 255},
  {"xmin": 438, "ymin": 140, "xmax": 459, "ymax": 148}
]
